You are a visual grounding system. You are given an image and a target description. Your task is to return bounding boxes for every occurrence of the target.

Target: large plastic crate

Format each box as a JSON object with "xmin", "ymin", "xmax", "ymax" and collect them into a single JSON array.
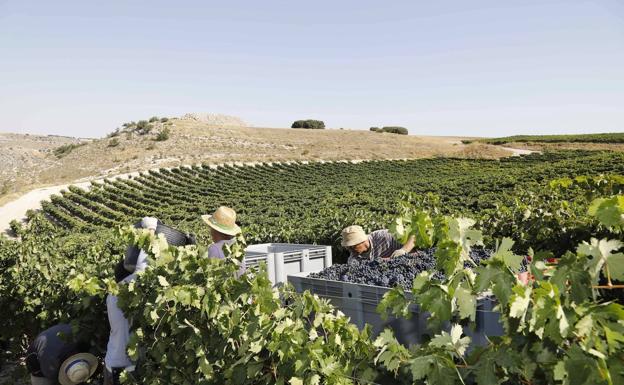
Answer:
[
  {"xmin": 245, "ymin": 243, "xmax": 332, "ymax": 286},
  {"xmin": 288, "ymin": 271, "xmax": 503, "ymax": 348}
]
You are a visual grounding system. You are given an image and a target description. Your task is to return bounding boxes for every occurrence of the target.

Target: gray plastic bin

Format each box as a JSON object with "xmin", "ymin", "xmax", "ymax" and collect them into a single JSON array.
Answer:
[
  {"xmin": 288, "ymin": 271, "xmax": 503, "ymax": 348},
  {"xmin": 245, "ymin": 243, "xmax": 332, "ymax": 286}
]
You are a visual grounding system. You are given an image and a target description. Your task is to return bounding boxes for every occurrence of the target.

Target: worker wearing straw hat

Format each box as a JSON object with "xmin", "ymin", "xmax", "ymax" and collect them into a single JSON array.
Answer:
[
  {"xmin": 25, "ymin": 324, "xmax": 98, "ymax": 385},
  {"xmin": 341, "ymin": 225, "xmax": 415, "ymax": 265},
  {"xmin": 202, "ymin": 206, "xmax": 245, "ymax": 274}
]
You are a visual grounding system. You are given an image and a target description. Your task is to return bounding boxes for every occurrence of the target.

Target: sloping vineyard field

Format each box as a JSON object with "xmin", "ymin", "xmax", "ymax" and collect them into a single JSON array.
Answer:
[
  {"xmin": 29, "ymin": 150, "xmax": 624, "ymax": 258},
  {"xmin": 2, "ymin": 150, "xmax": 624, "ymax": 384}
]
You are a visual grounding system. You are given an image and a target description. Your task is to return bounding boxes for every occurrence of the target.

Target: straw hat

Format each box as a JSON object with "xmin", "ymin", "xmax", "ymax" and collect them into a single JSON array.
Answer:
[
  {"xmin": 58, "ymin": 353, "xmax": 98, "ymax": 385},
  {"xmin": 201, "ymin": 206, "xmax": 241, "ymax": 236},
  {"xmin": 341, "ymin": 225, "xmax": 368, "ymax": 247}
]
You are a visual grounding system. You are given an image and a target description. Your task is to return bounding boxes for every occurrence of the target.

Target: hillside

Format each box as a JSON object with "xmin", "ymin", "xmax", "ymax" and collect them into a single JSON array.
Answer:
[
  {"xmin": 0, "ymin": 133, "xmax": 87, "ymax": 197},
  {"xmin": 0, "ymin": 117, "xmax": 512, "ymax": 204},
  {"xmin": 476, "ymin": 132, "xmax": 624, "ymax": 153}
]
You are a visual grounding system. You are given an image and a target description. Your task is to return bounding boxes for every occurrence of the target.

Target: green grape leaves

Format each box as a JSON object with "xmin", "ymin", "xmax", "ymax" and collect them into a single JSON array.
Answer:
[
  {"xmin": 429, "ymin": 324, "xmax": 471, "ymax": 357},
  {"xmin": 589, "ymin": 195, "xmax": 624, "ymax": 229},
  {"xmin": 492, "ymin": 237, "xmax": 524, "ymax": 272},
  {"xmin": 577, "ymin": 238, "xmax": 624, "ymax": 284}
]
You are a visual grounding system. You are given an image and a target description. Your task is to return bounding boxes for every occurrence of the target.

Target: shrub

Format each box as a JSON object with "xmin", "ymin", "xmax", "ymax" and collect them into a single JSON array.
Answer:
[
  {"xmin": 146, "ymin": 143, "xmax": 156, "ymax": 150},
  {"xmin": 461, "ymin": 140, "xmax": 473, "ymax": 144},
  {"xmin": 53, "ymin": 143, "xmax": 85, "ymax": 158},
  {"xmin": 136, "ymin": 120, "xmax": 153, "ymax": 135},
  {"xmin": 370, "ymin": 127, "xmax": 381, "ymax": 132},
  {"xmin": 160, "ymin": 117, "xmax": 169, "ymax": 123},
  {"xmin": 382, "ymin": 126, "xmax": 408, "ymax": 135},
  {"xmin": 149, "ymin": 116, "xmax": 159, "ymax": 123},
  {"xmin": 1, "ymin": 182, "xmax": 11, "ymax": 196},
  {"xmin": 291, "ymin": 119, "xmax": 325, "ymax": 129},
  {"xmin": 155, "ymin": 127, "xmax": 170, "ymax": 141},
  {"xmin": 108, "ymin": 138, "xmax": 120, "ymax": 147}
]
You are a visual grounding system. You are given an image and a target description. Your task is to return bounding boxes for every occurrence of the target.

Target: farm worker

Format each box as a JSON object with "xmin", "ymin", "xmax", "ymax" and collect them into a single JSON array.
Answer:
[
  {"xmin": 25, "ymin": 323, "xmax": 98, "ymax": 385},
  {"xmin": 104, "ymin": 216, "xmax": 158, "ymax": 385},
  {"xmin": 341, "ymin": 225, "xmax": 415, "ymax": 265},
  {"xmin": 201, "ymin": 206, "xmax": 245, "ymax": 274}
]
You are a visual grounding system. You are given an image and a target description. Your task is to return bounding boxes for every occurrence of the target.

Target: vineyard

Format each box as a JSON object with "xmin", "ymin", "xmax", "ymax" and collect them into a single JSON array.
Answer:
[
  {"xmin": 12, "ymin": 150, "xmax": 624, "ymax": 255},
  {"xmin": 480, "ymin": 133, "xmax": 624, "ymax": 145},
  {"xmin": 1, "ymin": 150, "xmax": 624, "ymax": 384}
]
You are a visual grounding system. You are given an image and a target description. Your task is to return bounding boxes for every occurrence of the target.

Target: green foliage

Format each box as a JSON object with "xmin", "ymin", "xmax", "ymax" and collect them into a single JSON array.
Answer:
[
  {"xmin": 160, "ymin": 117, "xmax": 169, "ymax": 123},
  {"xmin": 479, "ymin": 174, "xmax": 624, "ymax": 257},
  {"xmin": 69, "ymin": 228, "xmax": 423, "ymax": 384},
  {"xmin": 589, "ymin": 195, "xmax": 624, "ymax": 232},
  {"xmin": 291, "ymin": 120, "xmax": 325, "ymax": 129},
  {"xmin": 381, "ymin": 126, "xmax": 408, "ymax": 135},
  {"xmin": 22, "ymin": 152, "xmax": 624, "ymax": 264},
  {"xmin": 369, "ymin": 127, "xmax": 380, "ymax": 132},
  {"xmin": 378, "ymin": 193, "xmax": 624, "ymax": 384},
  {"xmin": 0, "ymin": 214, "xmax": 125, "ymax": 366},
  {"xmin": 482, "ymin": 132, "xmax": 624, "ymax": 144},
  {"xmin": 53, "ymin": 142, "xmax": 85, "ymax": 158},
  {"xmin": 135, "ymin": 120, "xmax": 153, "ymax": 135},
  {"xmin": 148, "ymin": 116, "xmax": 159, "ymax": 123},
  {"xmin": 155, "ymin": 127, "xmax": 171, "ymax": 141},
  {"xmin": 0, "ymin": 181, "xmax": 12, "ymax": 196},
  {"xmin": 2, "ymin": 159, "xmax": 624, "ymax": 383},
  {"xmin": 108, "ymin": 138, "xmax": 120, "ymax": 147}
]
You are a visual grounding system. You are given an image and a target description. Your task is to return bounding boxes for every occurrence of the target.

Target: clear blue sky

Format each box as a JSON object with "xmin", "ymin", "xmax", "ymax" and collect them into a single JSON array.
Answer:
[{"xmin": 1, "ymin": 0, "xmax": 623, "ymax": 138}]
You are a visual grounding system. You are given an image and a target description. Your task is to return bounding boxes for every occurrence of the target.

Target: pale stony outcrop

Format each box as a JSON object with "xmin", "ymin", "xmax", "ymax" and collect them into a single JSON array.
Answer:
[{"xmin": 180, "ymin": 113, "xmax": 247, "ymax": 127}]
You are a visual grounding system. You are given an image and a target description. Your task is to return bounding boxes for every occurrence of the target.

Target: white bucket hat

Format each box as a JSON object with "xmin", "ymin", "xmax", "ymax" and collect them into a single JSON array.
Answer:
[
  {"xmin": 201, "ymin": 206, "xmax": 241, "ymax": 236},
  {"xmin": 58, "ymin": 353, "xmax": 98, "ymax": 385},
  {"xmin": 341, "ymin": 225, "xmax": 368, "ymax": 247}
]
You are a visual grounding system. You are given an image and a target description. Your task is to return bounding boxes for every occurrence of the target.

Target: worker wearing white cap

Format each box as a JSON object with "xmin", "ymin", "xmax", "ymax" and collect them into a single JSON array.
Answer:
[
  {"xmin": 341, "ymin": 225, "xmax": 415, "ymax": 264},
  {"xmin": 25, "ymin": 324, "xmax": 98, "ymax": 385}
]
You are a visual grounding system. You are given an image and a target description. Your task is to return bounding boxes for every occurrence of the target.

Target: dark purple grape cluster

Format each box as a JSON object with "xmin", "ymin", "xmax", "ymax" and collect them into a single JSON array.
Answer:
[{"xmin": 309, "ymin": 248, "xmax": 493, "ymax": 290}]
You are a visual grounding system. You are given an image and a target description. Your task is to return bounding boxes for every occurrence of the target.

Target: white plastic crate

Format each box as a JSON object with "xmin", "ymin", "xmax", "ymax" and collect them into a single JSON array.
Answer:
[
  {"xmin": 288, "ymin": 271, "xmax": 502, "ymax": 348},
  {"xmin": 244, "ymin": 243, "xmax": 332, "ymax": 286}
]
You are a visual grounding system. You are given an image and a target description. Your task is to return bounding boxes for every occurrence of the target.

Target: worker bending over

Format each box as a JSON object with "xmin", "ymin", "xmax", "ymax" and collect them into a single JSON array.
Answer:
[{"xmin": 341, "ymin": 225, "xmax": 415, "ymax": 264}]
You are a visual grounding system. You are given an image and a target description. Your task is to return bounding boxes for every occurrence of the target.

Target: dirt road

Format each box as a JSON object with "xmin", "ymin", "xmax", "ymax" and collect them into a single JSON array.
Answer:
[{"xmin": 500, "ymin": 147, "xmax": 539, "ymax": 156}]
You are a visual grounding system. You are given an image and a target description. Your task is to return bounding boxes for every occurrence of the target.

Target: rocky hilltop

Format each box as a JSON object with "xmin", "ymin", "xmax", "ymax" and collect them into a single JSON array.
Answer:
[{"xmin": 180, "ymin": 113, "xmax": 247, "ymax": 127}]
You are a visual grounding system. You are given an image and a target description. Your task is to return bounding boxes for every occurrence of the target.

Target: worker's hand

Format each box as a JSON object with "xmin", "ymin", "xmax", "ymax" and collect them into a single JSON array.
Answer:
[
  {"xmin": 141, "ymin": 217, "xmax": 158, "ymax": 231},
  {"xmin": 517, "ymin": 272, "xmax": 533, "ymax": 285},
  {"xmin": 389, "ymin": 249, "xmax": 408, "ymax": 258}
]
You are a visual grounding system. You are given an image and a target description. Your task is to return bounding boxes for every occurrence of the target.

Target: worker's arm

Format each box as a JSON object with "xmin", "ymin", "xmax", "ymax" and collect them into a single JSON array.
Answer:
[
  {"xmin": 403, "ymin": 235, "xmax": 416, "ymax": 253},
  {"xmin": 389, "ymin": 235, "xmax": 415, "ymax": 258}
]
